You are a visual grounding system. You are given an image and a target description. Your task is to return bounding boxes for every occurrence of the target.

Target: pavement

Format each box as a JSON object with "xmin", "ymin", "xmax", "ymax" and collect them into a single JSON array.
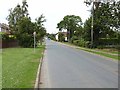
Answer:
[{"xmin": 39, "ymin": 39, "xmax": 118, "ymax": 88}]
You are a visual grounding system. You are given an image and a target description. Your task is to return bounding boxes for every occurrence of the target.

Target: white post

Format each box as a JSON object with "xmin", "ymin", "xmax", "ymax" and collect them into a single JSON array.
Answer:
[{"xmin": 33, "ymin": 32, "xmax": 36, "ymax": 53}]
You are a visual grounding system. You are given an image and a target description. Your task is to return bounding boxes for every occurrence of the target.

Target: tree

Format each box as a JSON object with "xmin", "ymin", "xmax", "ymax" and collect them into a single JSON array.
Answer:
[
  {"xmin": 17, "ymin": 17, "xmax": 35, "ymax": 47},
  {"xmin": 83, "ymin": 17, "xmax": 91, "ymax": 41},
  {"xmin": 57, "ymin": 15, "xmax": 82, "ymax": 42},
  {"xmin": 21, "ymin": 0, "xmax": 29, "ymax": 17},
  {"xmin": 84, "ymin": 1, "xmax": 120, "ymax": 47},
  {"xmin": 35, "ymin": 14, "xmax": 46, "ymax": 45},
  {"xmin": 7, "ymin": 0, "xmax": 29, "ymax": 35},
  {"xmin": 7, "ymin": 0, "xmax": 46, "ymax": 47}
]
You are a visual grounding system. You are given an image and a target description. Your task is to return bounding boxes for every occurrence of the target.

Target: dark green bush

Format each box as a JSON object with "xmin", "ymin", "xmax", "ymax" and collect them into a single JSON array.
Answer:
[
  {"xmin": 18, "ymin": 34, "xmax": 34, "ymax": 48},
  {"xmin": 1, "ymin": 34, "xmax": 9, "ymax": 41}
]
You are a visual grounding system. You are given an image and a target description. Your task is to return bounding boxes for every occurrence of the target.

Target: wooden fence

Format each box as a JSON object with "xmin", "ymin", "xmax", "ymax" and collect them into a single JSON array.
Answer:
[{"xmin": 0, "ymin": 40, "xmax": 19, "ymax": 48}]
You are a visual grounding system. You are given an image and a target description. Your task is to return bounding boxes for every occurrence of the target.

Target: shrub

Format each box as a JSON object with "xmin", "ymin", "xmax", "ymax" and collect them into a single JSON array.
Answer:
[
  {"xmin": 1, "ymin": 34, "xmax": 9, "ymax": 41},
  {"xmin": 84, "ymin": 41, "xmax": 91, "ymax": 48},
  {"xmin": 58, "ymin": 33, "xmax": 65, "ymax": 42},
  {"xmin": 18, "ymin": 34, "xmax": 34, "ymax": 48},
  {"xmin": 73, "ymin": 39, "xmax": 86, "ymax": 47},
  {"xmin": 73, "ymin": 40, "xmax": 80, "ymax": 46},
  {"xmin": 99, "ymin": 38, "xmax": 119, "ymax": 45},
  {"xmin": 71, "ymin": 36, "xmax": 78, "ymax": 43}
]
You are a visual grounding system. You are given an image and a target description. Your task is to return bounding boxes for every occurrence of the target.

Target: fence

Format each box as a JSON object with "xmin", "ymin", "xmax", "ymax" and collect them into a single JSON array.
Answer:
[{"xmin": 0, "ymin": 40, "xmax": 19, "ymax": 48}]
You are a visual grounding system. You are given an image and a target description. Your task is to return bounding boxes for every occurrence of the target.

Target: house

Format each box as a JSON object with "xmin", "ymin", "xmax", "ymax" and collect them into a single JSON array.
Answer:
[
  {"xmin": 56, "ymin": 31, "xmax": 68, "ymax": 41},
  {"xmin": 0, "ymin": 23, "xmax": 11, "ymax": 34},
  {"xmin": 55, "ymin": 33, "xmax": 59, "ymax": 41},
  {"xmin": 62, "ymin": 32, "xmax": 68, "ymax": 41}
]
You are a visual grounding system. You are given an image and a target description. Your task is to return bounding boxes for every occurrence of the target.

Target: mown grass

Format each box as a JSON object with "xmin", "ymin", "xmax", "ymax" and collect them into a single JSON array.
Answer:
[{"xmin": 2, "ymin": 45, "xmax": 45, "ymax": 88}]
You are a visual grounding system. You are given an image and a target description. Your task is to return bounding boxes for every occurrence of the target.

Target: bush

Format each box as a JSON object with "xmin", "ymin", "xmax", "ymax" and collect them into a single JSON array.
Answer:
[
  {"xmin": 99, "ymin": 38, "xmax": 119, "ymax": 45},
  {"xmin": 73, "ymin": 40, "xmax": 80, "ymax": 46},
  {"xmin": 1, "ymin": 33, "xmax": 17, "ymax": 41},
  {"xmin": 84, "ymin": 41, "xmax": 91, "ymax": 48},
  {"xmin": 18, "ymin": 34, "xmax": 34, "ymax": 48},
  {"xmin": 58, "ymin": 33, "xmax": 65, "ymax": 42},
  {"xmin": 71, "ymin": 36, "xmax": 78, "ymax": 43},
  {"xmin": 73, "ymin": 39, "xmax": 86, "ymax": 47},
  {"xmin": 1, "ymin": 34, "xmax": 9, "ymax": 41}
]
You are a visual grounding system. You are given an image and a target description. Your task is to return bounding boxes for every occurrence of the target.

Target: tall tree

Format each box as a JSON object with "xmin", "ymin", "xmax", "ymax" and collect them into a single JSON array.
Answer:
[
  {"xmin": 35, "ymin": 15, "xmax": 46, "ymax": 45},
  {"xmin": 84, "ymin": 0, "xmax": 120, "ymax": 46},
  {"xmin": 7, "ymin": 0, "xmax": 46, "ymax": 47},
  {"xmin": 7, "ymin": 0, "xmax": 29, "ymax": 35},
  {"xmin": 57, "ymin": 15, "xmax": 82, "ymax": 42}
]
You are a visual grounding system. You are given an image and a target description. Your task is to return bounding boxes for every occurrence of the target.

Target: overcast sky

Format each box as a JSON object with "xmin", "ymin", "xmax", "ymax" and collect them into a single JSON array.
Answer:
[{"xmin": 0, "ymin": 0, "xmax": 91, "ymax": 33}]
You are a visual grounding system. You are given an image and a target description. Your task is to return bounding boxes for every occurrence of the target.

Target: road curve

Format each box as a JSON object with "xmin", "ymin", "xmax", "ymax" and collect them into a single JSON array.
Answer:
[{"xmin": 40, "ymin": 39, "xmax": 118, "ymax": 88}]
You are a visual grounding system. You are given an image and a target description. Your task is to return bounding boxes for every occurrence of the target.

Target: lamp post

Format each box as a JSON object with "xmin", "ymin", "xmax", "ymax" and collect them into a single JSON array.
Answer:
[{"xmin": 33, "ymin": 31, "xmax": 36, "ymax": 53}]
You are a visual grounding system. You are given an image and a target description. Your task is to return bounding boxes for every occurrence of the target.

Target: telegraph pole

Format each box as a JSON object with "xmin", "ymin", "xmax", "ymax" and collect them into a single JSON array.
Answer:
[
  {"xmin": 91, "ymin": 2, "xmax": 94, "ymax": 47},
  {"xmin": 84, "ymin": 0, "xmax": 94, "ymax": 48}
]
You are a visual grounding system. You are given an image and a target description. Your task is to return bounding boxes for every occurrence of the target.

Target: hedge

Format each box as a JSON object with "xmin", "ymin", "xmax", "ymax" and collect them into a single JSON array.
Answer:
[{"xmin": 99, "ymin": 38, "xmax": 119, "ymax": 45}]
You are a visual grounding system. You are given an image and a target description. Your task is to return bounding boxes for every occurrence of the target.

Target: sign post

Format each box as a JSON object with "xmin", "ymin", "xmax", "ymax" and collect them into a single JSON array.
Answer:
[{"xmin": 33, "ymin": 32, "xmax": 36, "ymax": 53}]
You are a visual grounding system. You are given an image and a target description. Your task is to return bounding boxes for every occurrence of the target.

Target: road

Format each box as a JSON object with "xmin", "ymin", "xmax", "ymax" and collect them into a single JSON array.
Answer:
[{"xmin": 39, "ymin": 39, "xmax": 118, "ymax": 88}]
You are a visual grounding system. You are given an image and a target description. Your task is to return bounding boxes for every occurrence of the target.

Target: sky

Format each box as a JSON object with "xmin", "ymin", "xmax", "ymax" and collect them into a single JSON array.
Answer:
[{"xmin": 0, "ymin": 0, "xmax": 91, "ymax": 33}]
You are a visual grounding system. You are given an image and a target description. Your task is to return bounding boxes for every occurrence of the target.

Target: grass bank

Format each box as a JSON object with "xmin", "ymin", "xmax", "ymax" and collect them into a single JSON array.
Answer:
[{"xmin": 2, "ymin": 45, "xmax": 45, "ymax": 88}]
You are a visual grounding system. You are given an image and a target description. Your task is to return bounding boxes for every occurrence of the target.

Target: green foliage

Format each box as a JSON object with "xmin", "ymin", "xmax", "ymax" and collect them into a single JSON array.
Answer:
[
  {"xmin": 57, "ymin": 15, "xmax": 82, "ymax": 42},
  {"xmin": 1, "ymin": 33, "xmax": 16, "ymax": 41},
  {"xmin": 99, "ymin": 38, "xmax": 120, "ymax": 45},
  {"xmin": 58, "ymin": 33, "xmax": 65, "ymax": 42},
  {"xmin": 83, "ymin": 1, "xmax": 120, "ymax": 48},
  {"xmin": 83, "ymin": 17, "xmax": 91, "ymax": 41},
  {"xmin": 72, "ymin": 39, "xmax": 86, "ymax": 47},
  {"xmin": 1, "ymin": 34, "xmax": 9, "ymax": 41},
  {"xmin": 7, "ymin": 0, "xmax": 46, "ymax": 47},
  {"xmin": 35, "ymin": 15, "xmax": 46, "ymax": 45},
  {"xmin": 47, "ymin": 33, "xmax": 56, "ymax": 41},
  {"xmin": 71, "ymin": 36, "xmax": 78, "ymax": 43}
]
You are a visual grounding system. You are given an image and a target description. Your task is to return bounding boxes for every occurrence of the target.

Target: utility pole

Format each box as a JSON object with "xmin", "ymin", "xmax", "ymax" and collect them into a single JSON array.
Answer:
[
  {"xmin": 91, "ymin": 2, "xmax": 94, "ymax": 47},
  {"xmin": 33, "ymin": 31, "xmax": 36, "ymax": 53},
  {"xmin": 84, "ymin": 0, "xmax": 116, "ymax": 48},
  {"xmin": 84, "ymin": 0, "xmax": 94, "ymax": 48}
]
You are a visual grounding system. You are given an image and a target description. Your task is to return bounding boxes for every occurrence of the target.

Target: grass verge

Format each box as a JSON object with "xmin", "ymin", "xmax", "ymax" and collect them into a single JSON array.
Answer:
[
  {"xmin": 2, "ymin": 45, "xmax": 45, "ymax": 88},
  {"xmin": 79, "ymin": 48, "xmax": 118, "ymax": 60}
]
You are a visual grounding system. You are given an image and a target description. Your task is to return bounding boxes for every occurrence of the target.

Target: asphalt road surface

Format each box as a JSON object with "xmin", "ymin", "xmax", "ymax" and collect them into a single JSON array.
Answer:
[{"xmin": 40, "ymin": 39, "xmax": 118, "ymax": 88}]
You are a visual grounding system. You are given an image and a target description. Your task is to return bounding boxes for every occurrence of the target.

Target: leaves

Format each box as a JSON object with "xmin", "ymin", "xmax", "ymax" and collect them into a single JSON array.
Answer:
[
  {"xmin": 7, "ymin": 0, "xmax": 46, "ymax": 47},
  {"xmin": 57, "ymin": 15, "xmax": 82, "ymax": 42}
]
